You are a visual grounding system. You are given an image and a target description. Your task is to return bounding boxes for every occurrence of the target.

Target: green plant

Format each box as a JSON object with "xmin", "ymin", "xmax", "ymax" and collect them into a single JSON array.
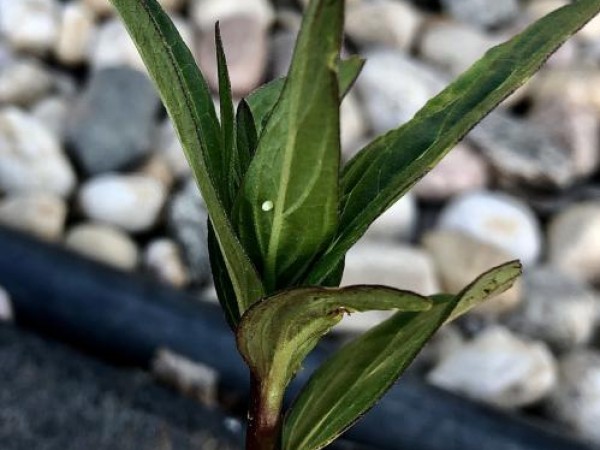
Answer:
[{"xmin": 109, "ymin": 1, "xmax": 600, "ymax": 449}]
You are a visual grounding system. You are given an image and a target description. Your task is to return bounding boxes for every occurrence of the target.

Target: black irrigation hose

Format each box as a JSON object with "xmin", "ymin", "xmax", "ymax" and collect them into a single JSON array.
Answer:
[{"xmin": 0, "ymin": 226, "xmax": 595, "ymax": 450}]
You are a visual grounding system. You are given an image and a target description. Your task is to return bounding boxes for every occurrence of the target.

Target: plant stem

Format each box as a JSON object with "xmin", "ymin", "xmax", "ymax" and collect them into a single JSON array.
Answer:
[{"xmin": 246, "ymin": 375, "xmax": 284, "ymax": 450}]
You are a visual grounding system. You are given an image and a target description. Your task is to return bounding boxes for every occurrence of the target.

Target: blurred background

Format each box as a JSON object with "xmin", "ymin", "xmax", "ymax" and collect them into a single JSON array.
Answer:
[{"xmin": 2, "ymin": 0, "xmax": 600, "ymax": 448}]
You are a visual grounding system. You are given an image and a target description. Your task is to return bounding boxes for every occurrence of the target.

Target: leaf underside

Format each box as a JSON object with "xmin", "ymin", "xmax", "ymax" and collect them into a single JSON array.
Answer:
[{"xmin": 283, "ymin": 261, "xmax": 522, "ymax": 450}]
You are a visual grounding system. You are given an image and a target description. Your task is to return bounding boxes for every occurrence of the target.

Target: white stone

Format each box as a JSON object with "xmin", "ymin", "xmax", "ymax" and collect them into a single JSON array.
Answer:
[
  {"xmin": 91, "ymin": 17, "xmax": 194, "ymax": 72},
  {"xmin": 413, "ymin": 143, "xmax": 490, "ymax": 201},
  {"xmin": 438, "ymin": 191, "xmax": 542, "ymax": 266},
  {"xmin": 55, "ymin": 2, "xmax": 95, "ymax": 65},
  {"xmin": 507, "ymin": 267, "xmax": 597, "ymax": 350},
  {"xmin": 341, "ymin": 94, "xmax": 367, "ymax": 158},
  {"xmin": 154, "ymin": 119, "xmax": 191, "ymax": 179},
  {"xmin": 66, "ymin": 223, "xmax": 139, "ymax": 271},
  {"xmin": 0, "ymin": 0, "xmax": 60, "ymax": 54},
  {"xmin": 362, "ymin": 193, "xmax": 417, "ymax": 242},
  {"xmin": 83, "ymin": 0, "xmax": 185, "ymax": 16},
  {"xmin": 190, "ymin": 0, "xmax": 274, "ymax": 31},
  {"xmin": 548, "ymin": 351, "xmax": 600, "ymax": 444},
  {"xmin": 0, "ymin": 59, "xmax": 54, "ymax": 106},
  {"xmin": 423, "ymin": 230, "xmax": 522, "ymax": 316},
  {"xmin": 346, "ymin": 0, "xmax": 423, "ymax": 51},
  {"xmin": 0, "ymin": 192, "xmax": 66, "ymax": 242},
  {"xmin": 357, "ymin": 49, "xmax": 446, "ymax": 134},
  {"xmin": 0, "ymin": 108, "xmax": 76, "ymax": 197},
  {"xmin": 138, "ymin": 155, "xmax": 175, "ymax": 190},
  {"xmin": 0, "ymin": 286, "xmax": 13, "ymax": 322},
  {"xmin": 79, "ymin": 174, "xmax": 167, "ymax": 233},
  {"xmin": 31, "ymin": 96, "xmax": 71, "ymax": 139},
  {"xmin": 418, "ymin": 20, "xmax": 503, "ymax": 75},
  {"xmin": 548, "ymin": 202, "xmax": 600, "ymax": 283},
  {"xmin": 338, "ymin": 242, "xmax": 439, "ymax": 333},
  {"xmin": 428, "ymin": 327, "xmax": 557, "ymax": 408},
  {"xmin": 144, "ymin": 239, "xmax": 190, "ymax": 288}
]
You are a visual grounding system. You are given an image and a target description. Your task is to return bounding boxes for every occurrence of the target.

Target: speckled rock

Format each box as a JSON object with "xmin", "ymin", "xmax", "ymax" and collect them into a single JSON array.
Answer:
[
  {"xmin": 0, "ymin": 59, "xmax": 54, "ymax": 106},
  {"xmin": 548, "ymin": 350, "xmax": 600, "ymax": 444},
  {"xmin": 67, "ymin": 67, "xmax": 160, "ymax": 175},
  {"xmin": 167, "ymin": 179, "xmax": 211, "ymax": 285},
  {"xmin": 438, "ymin": 191, "xmax": 542, "ymax": 266},
  {"xmin": 428, "ymin": 327, "xmax": 557, "ymax": 408},
  {"xmin": 507, "ymin": 267, "xmax": 597, "ymax": 351},
  {"xmin": 0, "ymin": 0, "xmax": 60, "ymax": 54},
  {"xmin": 79, "ymin": 174, "xmax": 167, "ymax": 233},
  {"xmin": 0, "ymin": 192, "xmax": 66, "ymax": 242},
  {"xmin": 144, "ymin": 239, "xmax": 191, "ymax": 288},
  {"xmin": 548, "ymin": 202, "xmax": 600, "ymax": 283},
  {"xmin": 424, "ymin": 230, "xmax": 522, "ymax": 316},
  {"xmin": 471, "ymin": 112, "xmax": 575, "ymax": 189},
  {"xmin": 0, "ymin": 107, "xmax": 76, "ymax": 197},
  {"xmin": 66, "ymin": 223, "xmax": 139, "ymax": 271}
]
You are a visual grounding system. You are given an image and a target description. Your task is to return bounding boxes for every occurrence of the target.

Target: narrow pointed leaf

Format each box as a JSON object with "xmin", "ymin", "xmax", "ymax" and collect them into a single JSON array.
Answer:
[
  {"xmin": 305, "ymin": 0, "xmax": 600, "ymax": 285},
  {"xmin": 235, "ymin": 99, "xmax": 258, "ymax": 185},
  {"xmin": 237, "ymin": 286, "xmax": 431, "ymax": 408},
  {"xmin": 110, "ymin": 0, "xmax": 264, "ymax": 314},
  {"xmin": 215, "ymin": 22, "xmax": 237, "ymax": 209},
  {"xmin": 284, "ymin": 261, "xmax": 522, "ymax": 450},
  {"xmin": 247, "ymin": 56, "xmax": 365, "ymax": 136},
  {"xmin": 235, "ymin": 0, "xmax": 344, "ymax": 291}
]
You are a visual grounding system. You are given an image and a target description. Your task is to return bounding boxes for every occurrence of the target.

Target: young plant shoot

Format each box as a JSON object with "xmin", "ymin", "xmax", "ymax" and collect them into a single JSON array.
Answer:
[{"xmin": 109, "ymin": 1, "xmax": 600, "ymax": 449}]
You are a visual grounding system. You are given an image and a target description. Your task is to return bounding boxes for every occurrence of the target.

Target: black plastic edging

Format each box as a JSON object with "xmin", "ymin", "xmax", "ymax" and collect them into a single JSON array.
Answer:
[{"xmin": 0, "ymin": 226, "xmax": 594, "ymax": 450}]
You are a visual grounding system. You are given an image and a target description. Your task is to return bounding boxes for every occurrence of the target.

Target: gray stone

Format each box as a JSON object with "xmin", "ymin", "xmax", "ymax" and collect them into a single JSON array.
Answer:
[
  {"xmin": 428, "ymin": 327, "xmax": 557, "ymax": 409},
  {"xmin": 154, "ymin": 119, "xmax": 191, "ymax": 179},
  {"xmin": 31, "ymin": 96, "xmax": 71, "ymax": 139},
  {"xmin": 470, "ymin": 112, "xmax": 575, "ymax": 189},
  {"xmin": 167, "ymin": 179, "xmax": 211, "ymax": 285},
  {"xmin": 67, "ymin": 68, "xmax": 160, "ymax": 175},
  {"xmin": 0, "ymin": 108, "xmax": 76, "ymax": 197},
  {"xmin": 0, "ymin": 59, "xmax": 54, "ymax": 106},
  {"xmin": 548, "ymin": 202, "xmax": 600, "ymax": 283},
  {"xmin": 0, "ymin": 192, "xmax": 66, "ymax": 242},
  {"xmin": 413, "ymin": 143, "xmax": 490, "ymax": 201},
  {"xmin": 548, "ymin": 350, "xmax": 600, "ymax": 444},
  {"xmin": 424, "ymin": 230, "xmax": 522, "ymax": 316},
  {"xmin": 507, "ymin": 267, "xmax": 597, "ymax": 351},
  {"xmin": 345, "ymin": 0, "xmax": 423, "ymax": 50},
  {"xmin": 438, "ymin": 191, "xmax": 542, "ymax": 266},
  {"xmin": 0, "ymin": 0, "xmax": 60, "ymax": 54},
  {"xmin": 79, "ymin": 174, "xmax": 167, "ymax": 233},
  {"xmin": 144, "ymin": 238, "xmax": 191, "ymax": 288},
  {"xmin": 356, "ymin": 49, "xmax": 446, "ymax": 134},
  {"xmin": 270, "ymin": 30, "xmax": 297, "ymax": 79},
  {"xmin": 66, "ymin": 223, "xmax": 139, "ymax": 271},
  {"xmin": 440, "ymin": 0, "xmax": 520, "ymax": 29},
  {"xmin": 190, "ymin": 0, "xmax": 273, "ymax": 31}
]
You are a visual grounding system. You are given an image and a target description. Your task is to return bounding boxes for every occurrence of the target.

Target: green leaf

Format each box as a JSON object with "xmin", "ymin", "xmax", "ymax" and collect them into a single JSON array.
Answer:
[
  {"xmin": 284, "ymin": 261, "xmax": 522, "ymax": 450},
  {"xmin": 110, "ymin": 0, "xmax": 264, "ymax": 315},
  {"xmin": 234, "ymin": 0, "xmax": 344, "ymax": 292},
  {"xmin": 246, "ymin": 56, "xmax": 366, "ymax": 137},
  {"xmin": 235, "ymin": 99, "xmax": 258, "ymax": 187},
  {"xmin": 305, "ymin": 0, "xmax": 600, "ymax": 285},
  {"xmin": 215, "ymin": 22, "xmax": 237, "ymax": 209},
  {"xmin": 237, "ymin": 285, "xmax": 431, "ymax": 415}
]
